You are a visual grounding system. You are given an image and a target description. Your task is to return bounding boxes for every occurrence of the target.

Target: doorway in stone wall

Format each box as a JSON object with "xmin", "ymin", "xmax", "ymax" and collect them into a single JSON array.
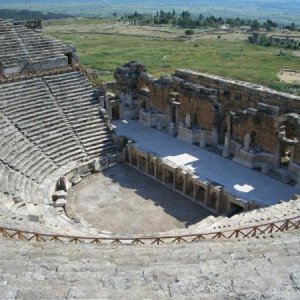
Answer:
[
  {"xmin": 65, "ymin": 52, "xmax": 73, "ymax": 65},
  {"xmin": 112, "ymin": 104, "xmax": 120, "ymax": 120},
  {"xmin": 171, "ymin": 105, "xmax": 177, "ymax": 124}
]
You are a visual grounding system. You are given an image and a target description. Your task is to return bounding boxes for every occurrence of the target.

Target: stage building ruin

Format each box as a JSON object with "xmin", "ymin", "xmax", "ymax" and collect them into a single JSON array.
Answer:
[{"xmin": 104, "ymin": 61, "xmax": 300, "ymax": 213}]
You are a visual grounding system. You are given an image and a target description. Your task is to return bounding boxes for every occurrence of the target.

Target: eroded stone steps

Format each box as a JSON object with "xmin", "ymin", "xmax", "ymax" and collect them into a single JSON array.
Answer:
[
  {"xmin": 0, "ymin": 231, "xmax": 299, "ymax": 299},
  {"xmin": 0, "ymin": 20, "xmax": 68, "ymax": 70}
]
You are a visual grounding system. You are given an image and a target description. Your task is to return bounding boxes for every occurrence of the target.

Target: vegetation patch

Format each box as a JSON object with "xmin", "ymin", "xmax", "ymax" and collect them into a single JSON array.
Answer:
[{"xmin": 45, "ymin": 18, "xmax": 300, "ymax": 94}]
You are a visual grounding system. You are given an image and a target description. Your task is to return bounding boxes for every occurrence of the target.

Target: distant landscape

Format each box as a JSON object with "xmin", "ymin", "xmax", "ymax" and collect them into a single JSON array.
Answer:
[
  {"xmin": 0, "ymin": 0, "xmax": 300, "ymax": 24},
  {"xmin": 0, "ymin": 1, "xmax": 299, "ymax": 95},
  {"xmin": 44, "ymin": 17, "xmax": 300, "ymax": 95}
]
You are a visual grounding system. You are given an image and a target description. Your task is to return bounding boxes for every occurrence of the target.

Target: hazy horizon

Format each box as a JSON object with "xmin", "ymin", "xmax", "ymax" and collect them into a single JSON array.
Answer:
[{"xmin": 0, "ymin": 0, "xmax": 299, "ymax": 23}]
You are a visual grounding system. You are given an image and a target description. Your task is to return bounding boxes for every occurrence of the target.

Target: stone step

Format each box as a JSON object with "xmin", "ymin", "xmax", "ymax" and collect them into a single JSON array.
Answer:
[{"xmin": 0, "ymin": 230, "xmax": 299, "ymax": 299}]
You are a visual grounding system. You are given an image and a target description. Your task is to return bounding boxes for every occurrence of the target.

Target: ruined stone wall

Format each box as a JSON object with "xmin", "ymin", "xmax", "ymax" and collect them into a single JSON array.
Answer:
[
  {"xmin": 138, "ymin": 73, "xmax": 217, "ymax": 130},
  {"xmin": 138, "ymin": 80, "xmax": 169, "ymax": 115},
  {"xmin": 175, "ymin": 70, "xmax": 300, "ymax": 114},
  {"xmin": 231, "ymin": 113, "xmax": 277, "ymax": 154},
  {"xmin": 178, "ymin": 93, "xmax": 215, "ymax": 131},
  {"xmin": 113, "ymin": 62, "xmax": 300, "ymax": 173},
  {"xmin": 139, "ymin": 78, "xmax": 214, "ymax": 130}
]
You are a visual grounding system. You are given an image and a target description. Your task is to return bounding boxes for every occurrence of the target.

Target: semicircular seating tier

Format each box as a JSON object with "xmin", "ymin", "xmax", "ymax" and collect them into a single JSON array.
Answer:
[
  {"xmin": 0, "ymin": 19, "xmax": 75, "ymax": 74},
  {"xmin": 0, "ymin": 68, "xmax": 117, "ymax": 233}
]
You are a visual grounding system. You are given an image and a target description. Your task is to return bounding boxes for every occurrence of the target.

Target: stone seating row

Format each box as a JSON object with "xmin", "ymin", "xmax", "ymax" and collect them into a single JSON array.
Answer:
[
  {"xmin": 0, "ymin": 20, "xmax": 68, "ymax": 70},
  {"xmin": 189, "ymin": 198, "xmax": 300, "ymax": 233},
  {"xmin": 44, "ymin": 72, "xmax": 116, "ymax": 157},
  {"xmin": 0, "ymin": 218, "xmax": 299, "ymax": 299},
  {"xmin": 0, "ymin": 69, "xmax": 117, "ymax": 221},
  {"xmin": 13, "ymin": 25, "xmax": 68, "ymax": 62},
  {"xmin": 0, "ymin": 78, "xmax": 87, "ymax": 166},
  {"xmin": 0, "ymin": 21, "xmax": 31, "ymax": 68},
  {"xmin": 0, "ymin": 161, "xmax": 42, "ymax": 208},
  {"xmin": 0, "ymin": 116, "xmax": 58, "ymax": 184}
]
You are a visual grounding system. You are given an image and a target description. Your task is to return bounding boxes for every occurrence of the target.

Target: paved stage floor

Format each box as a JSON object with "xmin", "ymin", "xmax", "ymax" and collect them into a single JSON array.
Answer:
[{"xmin": 112, "ymin": 120, "xmax": 298, "ymax": 206}]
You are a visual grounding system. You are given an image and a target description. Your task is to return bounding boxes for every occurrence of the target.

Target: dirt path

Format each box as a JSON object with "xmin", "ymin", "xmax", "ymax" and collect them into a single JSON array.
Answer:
[{"xmin": 278, "ymin": 69, "xmax": 300, "ymax": 84}]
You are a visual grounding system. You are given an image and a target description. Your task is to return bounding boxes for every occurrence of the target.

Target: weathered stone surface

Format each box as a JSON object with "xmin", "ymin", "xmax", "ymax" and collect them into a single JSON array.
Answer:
[
  {"xmin": 53, "ymin": 190, "xmax": 67, "ymax": 199},
  {"xmin": 0, "ymin": 19, "xmax": 74, "ymax": 75},
  {"xmin": 54, "ymin": 198, "xmax": 67, "ymax": 207},
  {"xmin": 57, "ymin": 176, "xmax": 72, "ymax": 191},
  {"xmin": 0, "ymin": 230, "xmax": 299, "ymax": 299},
  {"xmin": 70, "ymin": 175, "xmax": 82, "ymax": 185}
]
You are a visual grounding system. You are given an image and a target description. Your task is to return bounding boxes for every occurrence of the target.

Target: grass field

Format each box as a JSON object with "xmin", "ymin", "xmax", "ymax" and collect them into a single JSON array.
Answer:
[{"xmin": 45, "ymin": 19, "xmax": 300, "ymax": 93}]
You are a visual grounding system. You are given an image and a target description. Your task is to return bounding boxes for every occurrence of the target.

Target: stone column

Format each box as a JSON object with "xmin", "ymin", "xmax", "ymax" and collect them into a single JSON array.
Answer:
[
  {"xmin": 211, "ymin": 127, "xmax": 219, "ymax": 146},
  {"xmin": 173, "ymin": 170, "xmax": 177, "ymax": 189},
  {"xmin": 215, "ymin": 187, "xmax": 223, "ymax": 213},
  {"xmin": 222, "ymin": 132, "xmax": 230, "ymax": 157},
  {"xmin": 169, "ymin": 122, "xmax": 176, "ymax": 136},
  {"xmin": 123, "ymin": 148, "xmax": 127, "ymax": 163},
  {"xmin": 176, "ymin": 106, "xmax": 179, "ymax": 127},
  {"xmin": 137, "ymin": 154, "xmax": 140, "ymax": 170},
  {"xmin": 204, "ymin": 184, "xmax": 212, "ymax": 206},
  {"xmin": 274, "ymin": 142, "xmax": 282, "ymax": 168},
  {"xmin": 182, "ymin": 171, "xmax": 188, "ymax": 194},
  {"xmin": 162, "ymin": 167, "xmax": 166, "ymax": 184},
  {"xmin": 192, "ymin": 182, "xmax": 197, "ymax": 200},
  {"xmin": 128, "ymin": 146, "xmax": 133, "ymax": 165},
  {"xmin": 153, "ymin": 158, "xmax": 158, "ymax": 178},
  {"xmin": 204, "ymin": 186, "xmax": 208, "ymax": 205},
  {"xmin": 145, "ymin": 154, "xmax": 149, "ymax": 174},
  {"xmin": 199, "ymin": 131, "xmax": 207, "ymax": 148}
]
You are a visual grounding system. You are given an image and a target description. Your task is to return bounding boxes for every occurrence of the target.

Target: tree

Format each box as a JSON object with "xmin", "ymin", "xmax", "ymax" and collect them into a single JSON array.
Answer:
[
  {"xmin": 185, "ymin": 29, "xmax": 194, "ymax": 35},
  {"xmin": 251, "ymin": 20, "xmax": 261, "ymax": 31}
]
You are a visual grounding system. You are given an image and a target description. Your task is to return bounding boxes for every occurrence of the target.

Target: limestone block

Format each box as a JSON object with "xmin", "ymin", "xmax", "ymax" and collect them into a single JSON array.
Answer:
[
  {"xmin": 53, "ymin": 190, "xmax": 67, "ymax": 200},
  {"xmin": 54, "ymin": 198, "xmax": 67, "ymax": 207},
  {"xmin": 12, "ymin": 195, "xmax": 23, "ymax": 204},
  {"xmin": 93, "ymin": 160, "xmax": 102, "ymax": 173},
  {"xmin": 257, "ymin": 102, "xmax": 279, "ymax": 114},
  {"xmin": 70, "ymin": 175, "xmax": 82, "ymax": 185},
  {"xmin": 247, "ymin": 108, "xmax": 258, "ymax": 116}
]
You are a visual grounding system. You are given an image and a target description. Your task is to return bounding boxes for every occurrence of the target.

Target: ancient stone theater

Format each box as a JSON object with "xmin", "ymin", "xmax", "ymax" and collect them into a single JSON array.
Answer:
[{"xmin": 0, "ymin": 19, "xmax": 299, "ymax": 299}]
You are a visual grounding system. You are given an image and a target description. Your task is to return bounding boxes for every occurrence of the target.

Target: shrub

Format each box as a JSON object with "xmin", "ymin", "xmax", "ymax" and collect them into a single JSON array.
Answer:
[{"xmin": 185, "ymin": 29, "xmax": 194, "ymax": 35}]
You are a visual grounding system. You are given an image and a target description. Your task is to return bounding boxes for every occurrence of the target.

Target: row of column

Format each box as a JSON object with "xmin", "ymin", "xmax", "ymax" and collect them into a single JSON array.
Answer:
[{"xmin": 124, "ymin": 144, "xmax": 239, "ymax": 214}]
